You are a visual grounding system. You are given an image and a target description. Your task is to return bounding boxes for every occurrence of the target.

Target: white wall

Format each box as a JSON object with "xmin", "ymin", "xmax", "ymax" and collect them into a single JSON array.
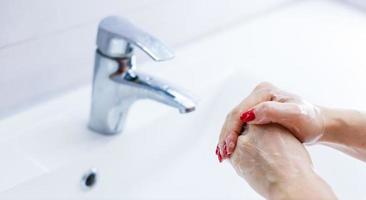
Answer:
[
  {"xmin": 344, "ymin": 0, "xmax": 366, "ymax": 8},
  {"xmin": 0, "ymin": 0, "xmax": 299, "ymax": 117}
]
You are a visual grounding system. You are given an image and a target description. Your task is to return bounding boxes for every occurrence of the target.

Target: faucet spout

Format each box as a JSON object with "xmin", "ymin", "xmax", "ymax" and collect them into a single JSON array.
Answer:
[
  {"xmin": 111, "ymin": 70, "xmax": 196, "ymax": 114},
  {"xmin": 88, "ymin": 57, "xmax": 196, "ymax": 135}
]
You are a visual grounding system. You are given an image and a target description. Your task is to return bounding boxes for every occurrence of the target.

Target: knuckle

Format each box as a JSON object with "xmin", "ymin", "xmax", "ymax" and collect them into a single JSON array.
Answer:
[
  {"xmin": 226, "ymin": 107, "xmax": 241, "ymax": 120},
  {"xmin": 264, "ymin": 87, "xmax": 278, "ymax": 100},
  {"xmin": 231, "ymin": 107, "xmax": 242, "ymax": 117},
  {"xmin": 259, "ymin": 102, "xmax": 275, "ymax": 118},
  {"xmin": 260, "ymin": 102, "xmax": 272, "ymax": 112},
  {"xmin": 253, "ymin": 82, "xmax": 277, "ymax": 100},
  {"xmin": 267, "ymin": 88, "xmax": 277, "ymax": 99},
  {"xmin": 254, "ymin": 81, "xmax": 274, "ymax": 91}
]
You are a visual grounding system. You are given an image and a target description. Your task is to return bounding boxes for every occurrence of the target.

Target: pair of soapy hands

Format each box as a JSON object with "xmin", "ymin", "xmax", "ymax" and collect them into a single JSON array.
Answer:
[{"xmin": 216, "ymin": 82, "xmax": 336, "ymax": 199}]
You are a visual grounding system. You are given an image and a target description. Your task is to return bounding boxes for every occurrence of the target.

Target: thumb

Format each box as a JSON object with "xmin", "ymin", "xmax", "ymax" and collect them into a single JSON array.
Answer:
[{"xmin": 242, "ymin": 101, "xmax": 303, "ymax": 126}]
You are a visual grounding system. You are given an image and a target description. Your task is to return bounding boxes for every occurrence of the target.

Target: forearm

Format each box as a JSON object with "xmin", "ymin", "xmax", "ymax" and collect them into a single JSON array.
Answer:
[
  {"xmin": 319, "ymin": 107, "xmax": 366, "ymax": 161},
  {"xmin": 268, "ymin": 170, "xmax": 336, "ymax": 200}
]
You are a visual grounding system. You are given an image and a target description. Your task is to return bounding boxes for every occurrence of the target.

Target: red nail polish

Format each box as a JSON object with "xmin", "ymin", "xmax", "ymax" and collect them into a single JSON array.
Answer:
[
  {"xmin": 218, "ymin": 153, "xmax": 223, "ymax": 162},
  {"xmin": 240, "ymin": 109, "xmax": 255, "ymax": 122},
  {"xmin": 215, "ymin": 145, "xmax": 220, "ymax": 156}
]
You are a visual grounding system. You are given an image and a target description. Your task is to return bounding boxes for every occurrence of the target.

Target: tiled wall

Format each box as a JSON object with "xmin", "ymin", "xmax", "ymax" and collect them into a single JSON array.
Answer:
[{"xmin": 0, "ymin": 0, "xmax": 298, "ymax": 117}]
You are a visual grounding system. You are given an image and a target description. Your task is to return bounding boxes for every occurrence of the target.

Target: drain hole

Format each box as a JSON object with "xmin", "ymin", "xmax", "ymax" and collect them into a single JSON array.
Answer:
[
  {"xmin": 81, "ymin": 169, "xmax": 97, "ymax": 190},
  {"xmin": 85, "ymin": 173, "xmax": 96, "ymax": 187}
]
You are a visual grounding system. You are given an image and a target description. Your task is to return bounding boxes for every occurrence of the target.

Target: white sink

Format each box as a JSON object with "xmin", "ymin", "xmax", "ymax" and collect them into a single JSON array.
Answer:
[
  {"xmin": 0, "ymin": 72, "xmax": 263, "ymax": 199},
  {"xmin": 1, "ymin": 0, "xmax": 366, "ymax": 199}
]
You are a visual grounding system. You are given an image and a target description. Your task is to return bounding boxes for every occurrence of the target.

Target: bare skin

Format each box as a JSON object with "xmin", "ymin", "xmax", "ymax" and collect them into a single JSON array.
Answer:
[
  {"xmin": 216, "ymin": 82, "xmax": 366, "ymax": 198},
  {"xmin": 230, "ymin": 124, "xmax": 336, "ymax": 200},
  {"xmin": 217, "ymin": 82, "xmax": 366, "ymax": 162},
  {"xmin": 320, "ymin": 108, "xmax": 366, "ymax": 161}
]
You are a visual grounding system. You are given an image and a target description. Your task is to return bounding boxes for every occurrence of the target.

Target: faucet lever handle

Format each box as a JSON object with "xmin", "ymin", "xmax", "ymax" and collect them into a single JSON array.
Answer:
[{"xmin": 97, "ymin": 16, "xmax": 174, "ymax": 61}]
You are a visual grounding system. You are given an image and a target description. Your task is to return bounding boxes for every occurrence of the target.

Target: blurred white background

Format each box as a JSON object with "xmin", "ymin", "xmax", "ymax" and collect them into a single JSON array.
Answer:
[
  {"xmin": 0, "ymin": 0, "xmax": 365, "ymax": 117},
  {"xmin": 0, "ymin": 0, "xmax": 293, "ymax": 117}
]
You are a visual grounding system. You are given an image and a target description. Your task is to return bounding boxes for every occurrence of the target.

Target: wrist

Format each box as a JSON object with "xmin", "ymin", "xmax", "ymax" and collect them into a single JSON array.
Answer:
[
  {"xmin": 268, "ymin": 170, "xmax": 336, "ymax": 200},
  {"xmin": 318, "ymin": 106, "xmax": 341, "ymax": 143}
]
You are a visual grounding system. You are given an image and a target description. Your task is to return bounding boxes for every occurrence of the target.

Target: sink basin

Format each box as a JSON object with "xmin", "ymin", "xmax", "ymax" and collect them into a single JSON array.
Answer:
[
  {"xmin": 0, "ymin": 72, "xmax": 263, "ymax": 199},
  {"xmin": 0, "ymin": 69, "xmax": 365, "ymax": 199},
  {"xmin": 1, "ymin": 0, "xmax": 366, "ymax": 199}
]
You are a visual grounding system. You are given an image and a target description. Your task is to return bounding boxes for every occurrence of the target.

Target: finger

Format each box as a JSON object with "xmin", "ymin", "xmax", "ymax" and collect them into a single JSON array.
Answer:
[
  {"xmin": 225, "ymin": 131, "xmax": 239, "ymax": 155},
  {"xmin": 229, "ymin": 134, "xmax": 258, "ymax": 176},
  {"xmin": 247, "ymin": 101, "xmax": 303, "ymax": 133},
  {"xmin": 219, "ymin": 82, "xmax": 278, "ymax": 158}
]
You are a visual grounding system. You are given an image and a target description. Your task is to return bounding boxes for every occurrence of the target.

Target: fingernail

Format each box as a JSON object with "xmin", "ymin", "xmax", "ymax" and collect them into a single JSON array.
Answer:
[
  {"xmin": 240, "ymin": 109, "xmax": 255, "ymax": 122},
  {"xmin": 218, "ymin": 153, "xmax": 223, "ymax": 163},
  {"xmin": 216, "ymin": 145, "xmax": 223, "ymax": 162}
]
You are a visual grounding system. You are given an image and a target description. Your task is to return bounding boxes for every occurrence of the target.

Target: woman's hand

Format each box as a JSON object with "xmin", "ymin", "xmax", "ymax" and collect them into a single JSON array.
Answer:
[
  {"xmin": 230, "ymin": 124, "xmax": 336, "ymax": 200},
  {"xmin": 216, "ymin": 82, "xmax": 325, "ymax": 161}
]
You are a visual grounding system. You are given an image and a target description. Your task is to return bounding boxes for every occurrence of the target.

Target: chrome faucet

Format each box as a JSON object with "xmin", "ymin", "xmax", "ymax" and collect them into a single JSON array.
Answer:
[{"xmin": 88, "ymin": 16, "xmax": 196, "ymax": 135}]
